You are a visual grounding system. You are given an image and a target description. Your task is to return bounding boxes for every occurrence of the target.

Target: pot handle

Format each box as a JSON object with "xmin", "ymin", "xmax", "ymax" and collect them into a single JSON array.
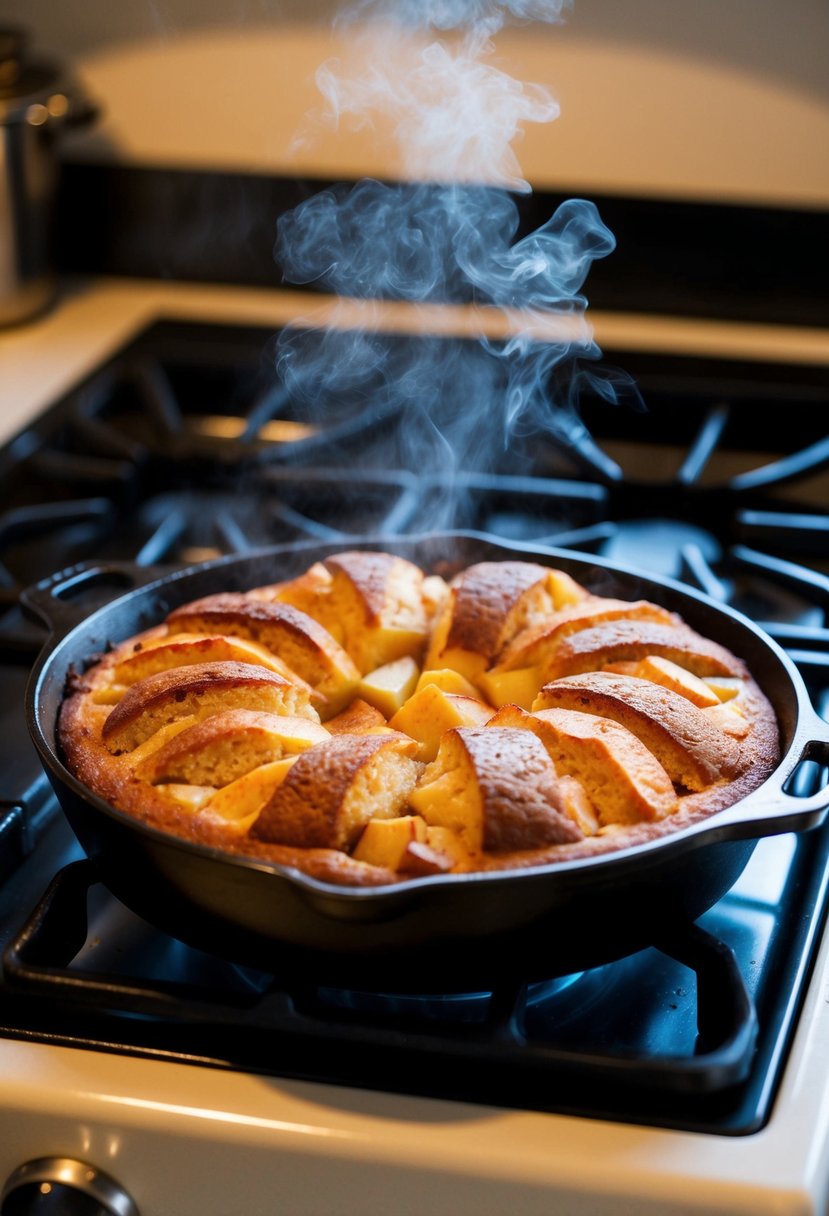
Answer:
[
  {"xmin": 709, "ymin": 704, "xmax": 829, "ymax": 839},
  {"xmin": 20, "ymin": 560, "xmax": 172, "ymax": 640}
]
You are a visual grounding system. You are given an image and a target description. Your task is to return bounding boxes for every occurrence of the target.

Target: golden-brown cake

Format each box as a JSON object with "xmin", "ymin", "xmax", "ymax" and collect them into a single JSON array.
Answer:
[
  {"xmin": 57, "ymin": 550, "xmax": 780, "ymax": 888},
  {"xmin": 493, "ymin": 596, "xmax": 680, "ymax": 673},
  {"xmin": 101, "ymin": 661, "xmax": 318, "ymax": 753},
  {"xmin": 487, "ymin": 703, "xmax": 678, "ymax": 825},
  {"xmin": 540, "ymin": 619, "xmax": 746, "ymax": 683},
  {"xmin": 137, "ymin": 709, "xmax": 331, "ymax": 786},
  {"xmin": 424, "ymin": 560, "xmax": 583, "ymax": 680},
  {"xmin": 319, "ymin": 550, "xmax": 432, "ymax": 673},
  {"xmin": 165, "ymin": 594, "xmax": 360, "ymax": 717},
  {"xmin": 260, "ymin": 551, "xmax": 438, "ymax": 676},
  {"xmin": 252, "ymin": 733, "xmax": 421, "ymax": 850},
  {"xmin": 112, "ymin": 632, "xmax": 313, "ymax": 693},
  {"xmin": 533, "ymin": 672, "xmax": 748, "ymax": 790},
  {"xmin": 408, "ymin": 726, "xmax": 583, "ymax": 854}
]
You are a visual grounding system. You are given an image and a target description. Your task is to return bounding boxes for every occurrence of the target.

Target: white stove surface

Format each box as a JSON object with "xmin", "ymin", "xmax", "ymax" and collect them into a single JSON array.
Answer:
[
  {"xmin": 1, "ymin": 944, "xmax": 829, "ymax": 1216},
  {"xmin": 2, "ymin": 278, "xmax": 829, "ymax": 1216}
]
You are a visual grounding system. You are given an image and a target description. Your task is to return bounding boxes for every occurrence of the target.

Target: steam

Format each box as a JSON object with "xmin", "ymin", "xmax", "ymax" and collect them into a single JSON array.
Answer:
[
  {"xmin": 275, "ymin": 0, "xmax": 623, "ymax": 518},
  {"xmin": 311, "ymin": 27, "xmax": 559, "ymax": 189},
  {"xmin": 338, "ymin": 0, "xmax": 572, "ymax": 31}
]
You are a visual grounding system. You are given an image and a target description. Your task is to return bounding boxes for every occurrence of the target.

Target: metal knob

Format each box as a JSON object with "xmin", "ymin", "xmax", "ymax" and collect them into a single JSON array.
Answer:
[{"xmin": 1, "ymin": 1159, "xmax": 139, "ymax": 1216}]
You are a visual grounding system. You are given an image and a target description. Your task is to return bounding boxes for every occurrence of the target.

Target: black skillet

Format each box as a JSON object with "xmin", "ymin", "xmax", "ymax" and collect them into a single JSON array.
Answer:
[{"xmin": 22, "ymin": 532, "xmax": 829, "ymax": 989}]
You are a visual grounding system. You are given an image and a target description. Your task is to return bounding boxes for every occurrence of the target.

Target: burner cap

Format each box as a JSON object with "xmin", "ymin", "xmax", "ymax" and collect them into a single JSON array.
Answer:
[{"xmin": 603, "ymin": 518, "xmax": 721, "ymax": 578}]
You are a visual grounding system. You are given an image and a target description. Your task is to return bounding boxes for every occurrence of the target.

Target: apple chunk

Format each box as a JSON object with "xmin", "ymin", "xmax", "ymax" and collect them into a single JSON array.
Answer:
[
  {"xmin": 415, "ymin": 668, "xmax": 480, "ymax": 699},
  {"xmin": 476, "ymin": 665, "xmax": 540, "ymax": 710},
  {"xmin": 201, "ymin": 758, "xmax": 299, "ymax": 835},
  {"xmin": 352, "ymin": 815, "xmax": 428, "ymax": 868},
  {"xmin": 388, "ymin": 683, "xmax": 494, "ymax": 761},
  {"xmin": 358, "ymin": 655, "xmax": 420, "ymax": 718},
  {"xmin": 603, "ymin": 655, "xmax": 720, "ymax": 708}
]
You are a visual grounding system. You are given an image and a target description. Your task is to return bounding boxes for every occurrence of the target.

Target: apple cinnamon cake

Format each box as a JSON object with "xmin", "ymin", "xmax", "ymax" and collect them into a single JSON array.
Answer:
[{"xmin": 58, "ymin": 550, "xmax": 780, "ymax": 887}]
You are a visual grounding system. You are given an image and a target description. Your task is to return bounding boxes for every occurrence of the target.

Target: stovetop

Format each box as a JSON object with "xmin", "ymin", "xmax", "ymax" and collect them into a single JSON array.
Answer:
[{"xmin": 0, "ymin": 316, "xmax": 827, "ymax": 1138}]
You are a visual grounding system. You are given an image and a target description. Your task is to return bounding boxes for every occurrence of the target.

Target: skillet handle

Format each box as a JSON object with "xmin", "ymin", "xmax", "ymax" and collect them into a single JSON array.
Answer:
[
  {"xmin": 20, "ymin": 561, "xmax": 171, "ymax": 640},
  {"xmin": 711, "ymin": 704, "xmax": 829, "ymax": 839}
]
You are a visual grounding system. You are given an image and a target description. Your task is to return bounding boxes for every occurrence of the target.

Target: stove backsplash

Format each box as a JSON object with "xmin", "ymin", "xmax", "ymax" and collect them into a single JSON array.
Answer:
[
  {"xmin": 8, "ymin": 1, "xmax": 828, "ymax": 209},
  {"xmin": 53, "ymin": 167, "xmax": 829, "ymax": 331}
]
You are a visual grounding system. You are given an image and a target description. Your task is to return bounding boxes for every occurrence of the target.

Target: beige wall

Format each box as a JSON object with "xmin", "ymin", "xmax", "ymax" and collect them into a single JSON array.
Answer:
[{"xmin": 14, "ymin": 0, "xmax": 829, "ymax": 207}]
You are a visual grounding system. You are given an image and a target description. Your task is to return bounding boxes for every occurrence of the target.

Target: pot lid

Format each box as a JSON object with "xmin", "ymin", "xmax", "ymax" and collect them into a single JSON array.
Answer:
[{"xmin": 0, "ymin": 26, "xmax": 95, "ymax": 126}]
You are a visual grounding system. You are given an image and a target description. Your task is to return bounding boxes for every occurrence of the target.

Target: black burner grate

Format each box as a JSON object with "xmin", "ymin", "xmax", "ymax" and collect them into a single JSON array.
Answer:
[
  {"xmin": 2, "ymin": 818, "xmax": 829, "ymax": 1135},
  {"xmin": 0, "ymin": 317, "xmax": 828, "ymax": 1133}
]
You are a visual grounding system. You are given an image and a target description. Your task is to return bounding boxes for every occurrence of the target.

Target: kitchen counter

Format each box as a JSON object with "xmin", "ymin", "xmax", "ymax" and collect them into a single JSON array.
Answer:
[{"xmin": 3, "ymin": 276, "xmax": 829, "ymax": 448}]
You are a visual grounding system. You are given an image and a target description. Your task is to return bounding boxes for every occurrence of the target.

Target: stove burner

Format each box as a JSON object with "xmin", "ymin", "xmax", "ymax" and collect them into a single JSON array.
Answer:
[
  {"xmin": 602, "ymin": 518, "xmax": 721, "ymax": 578},
  {"xmin": 314, "ymin": 970, "xmax": 586, "ymax": 1025},
  {"xmin": 2, "ymin": 321, "xmax": 827, "ymax": 577},
  {"xmin": 3, "ymin": 820, "xmax": 829, "ymax": 1135}
]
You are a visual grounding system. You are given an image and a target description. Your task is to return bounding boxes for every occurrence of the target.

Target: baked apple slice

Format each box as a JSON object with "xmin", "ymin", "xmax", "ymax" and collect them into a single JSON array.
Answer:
[
  {"xmin": 201, "ymin": 758, "xmax": 300, "ymax": 836},
  {"xmin": 102, "ymin": 661, "xmax": 317, "ymax": 753},
  {"xmin": 602, "ymin": 655, "xmax": 721, "ymax": 708},
  {"xmin": 357, "ymin": 655, "xmax": 420, "ymax": 717},
  {"xmin": 165, "ymin": 594, "xmax": 360, "ymax": 716},
  {"xmin": 488, "ymin": 703, "xmax": 678, "ymax": 825},
  {"xmin": 534, "ymin": 672, "xmax": 747, "ymax": 791},
  {"xmin": 351, "ymin": 814, "xmax": 429, "ymax": 868},
  {"xmin": 388, "ymin": 683, "xmax": 494, "ymax": 761}
]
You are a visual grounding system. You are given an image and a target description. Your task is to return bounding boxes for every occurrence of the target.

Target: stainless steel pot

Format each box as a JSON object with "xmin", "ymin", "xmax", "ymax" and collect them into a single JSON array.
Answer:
[{"xmin": 0, "ymin": 27, "xmax": 97, "ymax": 327}]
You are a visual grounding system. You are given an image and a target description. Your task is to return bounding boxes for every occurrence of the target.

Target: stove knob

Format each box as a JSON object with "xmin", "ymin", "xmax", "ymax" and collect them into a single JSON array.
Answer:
[{"xmin": 1, "ymin": 1159, "xmax": 138, "ymax": 1216}]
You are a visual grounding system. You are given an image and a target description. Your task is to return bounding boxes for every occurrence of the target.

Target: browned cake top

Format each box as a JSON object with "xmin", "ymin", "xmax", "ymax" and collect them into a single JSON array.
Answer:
[
  {"xmin": 446, "ymin": 561, "xmax": 551, "ymax": 657},
  {"xmin": 102, "ymin": 661, "xmax": 293, "ymax": 744},
  {"xmin": 543, "ymin": 620, "xmax": 747, "ymax": 681},
  {"xmin": 536, "ymin": 671, "xmax": 748, "ymax": 790},
  {"xmin": 497, "ymin": 597, "xmax": 680, "ymax": 670},
  {"xmin": 324, "ymin": 550, "xmax": 422, "ymax": 624},
  {"xmin": 253, "ymin": 734, "xmax": 416, "ymax": 850},
  {"xmin": 167, "ymin": 594, "xmax": 338, "ymax": 647},
  {"xmin": 452, "ymin": 726, "xmax": 582, "ymax": 851}
]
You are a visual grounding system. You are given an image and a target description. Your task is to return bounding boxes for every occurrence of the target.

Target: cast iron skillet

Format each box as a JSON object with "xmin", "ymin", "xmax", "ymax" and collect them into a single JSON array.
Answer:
[{"xmin": 22, "ymin": 532, "xmax": 829, "ymax": 988}]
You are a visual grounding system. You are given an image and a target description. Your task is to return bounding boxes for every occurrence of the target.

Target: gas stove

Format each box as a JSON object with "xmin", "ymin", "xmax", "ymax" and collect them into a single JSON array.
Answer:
[{"xmin": 1, "ymin": 311, "xmax": 828, "ymax": 1215}]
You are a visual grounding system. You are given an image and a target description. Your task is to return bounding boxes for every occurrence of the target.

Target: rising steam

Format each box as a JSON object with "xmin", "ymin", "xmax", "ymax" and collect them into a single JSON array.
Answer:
[{"xmin": 275, "ymin": 0, "xmax": 623, "ymax": 515}]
